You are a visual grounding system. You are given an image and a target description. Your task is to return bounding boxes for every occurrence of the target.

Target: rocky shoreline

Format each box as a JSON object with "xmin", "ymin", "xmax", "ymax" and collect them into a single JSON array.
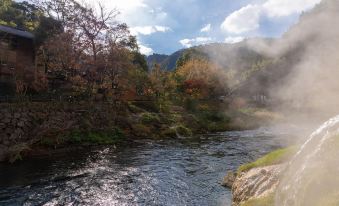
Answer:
[{"xmin": 222, "ymin": 164, "xmax": 284, "ymax": 206}]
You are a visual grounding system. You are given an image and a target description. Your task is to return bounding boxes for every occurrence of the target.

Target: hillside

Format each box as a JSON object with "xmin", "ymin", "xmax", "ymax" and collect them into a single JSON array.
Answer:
[
  {"xmin": 145, "ymin": 0, "xmax": 339, "ymax": 114},
  {"xmin": 147, "ymin": 50, "xmax": 185, "ymax": 71},
  {"xmin": 147, "ymin": 41, "xmax": 267, "ymax": 71},
  {"xmin": 146, "ymin": 53, "xmax": 168, "ymax": 69}
]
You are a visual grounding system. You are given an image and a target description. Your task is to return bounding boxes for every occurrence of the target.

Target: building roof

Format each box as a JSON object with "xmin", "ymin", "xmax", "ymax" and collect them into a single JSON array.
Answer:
[{"xmin": 0, "ymin": 25, "xmax": 34, "ymax": 39}]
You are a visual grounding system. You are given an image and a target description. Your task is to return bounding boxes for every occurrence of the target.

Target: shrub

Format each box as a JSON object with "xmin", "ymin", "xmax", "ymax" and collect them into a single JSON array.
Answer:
[
  {"xmin": 155, "ymin": 99, "xmax": 171, "ymax": 113},
  {"xmin": 131, "ymin": 124, "xmax": 152, "ymax": 137},
  {"xmin": 197, "ymin": 103, "xmax": 211, "ymax": 111},
  {"xmin": 176, "ymin": 125, "xmax": 192, "ymax": 137},
  {"xmin": 207, "ymin": 111, "xmax": 229, "ymax": 122},
  {"xmin": 140, "ymin": 112, "xmax": 160, "ymax": 124},
  {"xmin": 184, "ymin": 98, "xmax": 198, "ymax": 112},
  {"xmin": 161, "ymin": 127, "xmax": 177, "ymax": 138},
  {"xmin": 66, "ymin": 130, "xmax": 82, "ymax": 143}
]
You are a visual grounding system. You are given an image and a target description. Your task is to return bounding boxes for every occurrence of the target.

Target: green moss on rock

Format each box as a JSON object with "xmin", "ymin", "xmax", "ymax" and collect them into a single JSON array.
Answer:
[{"xmin": 238, "ymin": 147, "xmax": 296, "ymax": 174}]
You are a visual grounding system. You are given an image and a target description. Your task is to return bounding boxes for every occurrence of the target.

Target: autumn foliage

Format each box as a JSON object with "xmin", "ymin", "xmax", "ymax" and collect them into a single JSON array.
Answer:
[{"xmin": 176, "ymin": 59, "xmax": 229, "ymax": 99}]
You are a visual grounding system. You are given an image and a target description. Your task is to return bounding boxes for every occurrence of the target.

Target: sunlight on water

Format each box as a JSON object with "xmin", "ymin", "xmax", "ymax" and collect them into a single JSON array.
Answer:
[{"xmin": 0, "ymin": 127, "xmax": 293, "ymax": 206}]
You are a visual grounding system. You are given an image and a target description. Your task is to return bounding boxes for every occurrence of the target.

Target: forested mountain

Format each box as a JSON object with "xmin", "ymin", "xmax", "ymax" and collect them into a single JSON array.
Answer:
[
  {"xmin": 147, "ymin": 41, "xmax": 266, "ymax": 72},
  {"xmin": 147, "ymin": 50, "xmax": 185, "ymax": 71},
  {"xmin": 146, "ymin": 0, "xmax": 339, "ymax": 113}
]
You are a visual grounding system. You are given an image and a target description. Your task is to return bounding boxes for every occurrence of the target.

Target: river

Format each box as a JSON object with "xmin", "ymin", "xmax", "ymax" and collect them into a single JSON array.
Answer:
[{"xmin": 0, "ymin": 126, "xmax": 296, "ymax": 206}]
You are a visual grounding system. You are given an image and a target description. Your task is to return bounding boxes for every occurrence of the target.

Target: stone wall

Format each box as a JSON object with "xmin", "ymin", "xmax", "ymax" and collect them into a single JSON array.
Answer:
[
  {"xmin": 0, "ymin": 102, "xmax": 122, "ymax": 162},
  {"xmin": 0, "ymin": 104, "xmax": 76, "ymax": 161}
]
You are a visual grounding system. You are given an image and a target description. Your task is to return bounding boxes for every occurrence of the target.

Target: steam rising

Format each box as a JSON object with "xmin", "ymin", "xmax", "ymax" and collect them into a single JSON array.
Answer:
[
  {"xmin": 276, "ymin": 115, "xmax": 339, "ymax": 205},
  {"xmin": 251, "ymin": 0, "xmax": 339, "ymax": 204},
  {"xmin": 205, "ymin": 0, "xmax": 339, "ymax": 204},
  {"xmin": 250, "ymin": 0, "xmax": 339, "ymax": 116},
  {"xmin": 200, "ymin": 0, "xmax": 339, "ymax": 121}
]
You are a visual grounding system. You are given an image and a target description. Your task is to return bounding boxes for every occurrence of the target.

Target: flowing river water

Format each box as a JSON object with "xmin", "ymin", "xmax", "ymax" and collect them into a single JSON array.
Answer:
[{"xmin": 0, "ymin": 126, "xmax": 296, "ymax": 206}]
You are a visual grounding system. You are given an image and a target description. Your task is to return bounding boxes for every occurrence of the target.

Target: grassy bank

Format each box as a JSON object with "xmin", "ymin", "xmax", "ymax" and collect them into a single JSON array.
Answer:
[
  {"xmin": 126, "ymin": 100, "xmax": 281, "ymax": 137},
  {"xmin": 1, "ymin": 100, "xmax": 280, "ymax": 163},
  {"xmin": 235, "ymin": 147, "xmax": 296, "ymax": 206},
  {"xmin": 237, "ymin": 146, "xmax": 296, "ymax": 174}
]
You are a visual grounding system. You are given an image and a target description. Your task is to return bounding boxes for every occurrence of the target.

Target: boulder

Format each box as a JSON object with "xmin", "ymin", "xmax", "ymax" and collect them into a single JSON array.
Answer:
[
  {"xmin": 222, "ymin": 171, "xmax": 237, "ymax": 188},
  {"xmin": 232, "ymin": 164, "xmax": 285, "ymax": 206}
]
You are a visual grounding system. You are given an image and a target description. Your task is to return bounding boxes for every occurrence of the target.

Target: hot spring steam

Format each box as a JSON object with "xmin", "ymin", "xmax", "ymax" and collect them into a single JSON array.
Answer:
[{"xmin": 276, "ymin": 115, "xmax": 339, "ymax": 205}]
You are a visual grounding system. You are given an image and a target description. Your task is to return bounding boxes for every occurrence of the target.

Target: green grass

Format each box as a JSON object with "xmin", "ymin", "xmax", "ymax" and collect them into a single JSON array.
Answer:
[
  {"xmin": 237, "ymin": 147, "xmax": 296, "ymax": 174},
  {"xmin": 62, "ymin": 128, "xmax": 125, "ymax": 145},
  {"xmin": 240, "ymin": 194, "xmax": 274, "ymax": 206}
]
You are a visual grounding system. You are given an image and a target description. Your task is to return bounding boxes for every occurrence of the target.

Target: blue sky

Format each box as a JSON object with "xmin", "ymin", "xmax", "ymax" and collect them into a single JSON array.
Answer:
[{"xmin": 32, "ymin": 0, "xmax": 322, "ymax": 55}]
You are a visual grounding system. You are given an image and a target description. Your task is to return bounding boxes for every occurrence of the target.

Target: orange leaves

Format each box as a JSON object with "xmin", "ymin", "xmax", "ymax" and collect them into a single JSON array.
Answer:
[
  {"xmin": 176, "ymin": 58, "xmax": 229, "ymax": 98},
  {"xmin": 183, "ymin": 79, "xmax": 208, "ymax": 98}
]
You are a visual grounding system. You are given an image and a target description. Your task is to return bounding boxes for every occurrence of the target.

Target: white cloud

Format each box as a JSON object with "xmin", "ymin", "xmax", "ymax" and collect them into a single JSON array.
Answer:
[
  {"xmin": 263, "ymin": 0, "xmax": 322, "ymax": 17},
  {"xmin": 224, "ymin": 36, "xmax": 244, "ymax": 44},
  {"xmin": 139, "ymin": 44, "xmax": 154, "ymax": 55},
  {"xmin": 200, "ymin": 24, "xmax": 211, "ymax": 32},
  {"xmin": 221, "ymin": 4, "xmax": 262, "ymax": 34},
  {"xmin": 154, "ymin": 26, "xmax": 171, "ymax": 32},
  {"xmin": 130, "ymin": 25, "xmax": 171, "ymax": 36},
  {"xmin": 195, "ymin": 37, "xmax": 212, "ymax": 42},
  {"xmin": 179, "ymin": 39, "xmax": 192, "ymax": 48},
  {"xmin": 220, "ymin": 0, "xmax": 322, "ymax": 35},
  {"xmin": 100, "ymin": 0, "xmax": 147, "ymax": 13},
  {"xmin": 98, "ymin": 0, "xmax": 169, "ymax": 30},
  {"xmin": 179, "ymin": 37, "xmax": 213, "ymax": 48}
]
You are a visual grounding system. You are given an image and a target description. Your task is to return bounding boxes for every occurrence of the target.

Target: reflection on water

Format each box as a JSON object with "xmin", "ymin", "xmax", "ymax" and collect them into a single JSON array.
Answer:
[{"xmin": 0, "ymin": 126, "xmax": 294, "ymax": 206}]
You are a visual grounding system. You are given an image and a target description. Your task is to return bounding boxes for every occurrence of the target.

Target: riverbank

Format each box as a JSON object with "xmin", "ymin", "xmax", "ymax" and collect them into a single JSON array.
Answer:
[
  {"xmin": 225, "ymin": 147, "xmax": 295, "ymax": 206},
  {"xmin": 227, "ymin": 143, "xmax": 339, "ymax": 206},
  {"xmin": 0, "ymin": 127, "xmax": 288, "ymax": 205},
  {"xmin": 0, "ymin": 101, "xmax": 280, "ymax": 163}
]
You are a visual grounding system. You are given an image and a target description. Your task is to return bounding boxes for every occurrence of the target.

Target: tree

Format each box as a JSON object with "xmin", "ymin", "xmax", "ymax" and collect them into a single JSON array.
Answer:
[
  {"xmin": 132, "ymin": 51, "xmax": 148, "ymax": 72},
  {"xmin": 176, "ymin": 59, "xmax": 229, "ymax": 99},
  {"xmin": 35, "ymin": 0, "xmax": 139, "ymax": 99},
  {"xmin": 0, "ymin": 0, "xmax": 42, "ymax": 30},
  {"xmin": 34, "ymin": 16, "xmax": 63, "ymax": 46},
  {"xmin": 149, "ymin": 64, "xmax": 167, "ymax": 98}
]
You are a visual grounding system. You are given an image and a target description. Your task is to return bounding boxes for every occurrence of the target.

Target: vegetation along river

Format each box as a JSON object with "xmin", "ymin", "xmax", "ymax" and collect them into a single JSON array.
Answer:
[{"xmin": 0, "ymin": 126, "xmax": 295, "ymax": 206}]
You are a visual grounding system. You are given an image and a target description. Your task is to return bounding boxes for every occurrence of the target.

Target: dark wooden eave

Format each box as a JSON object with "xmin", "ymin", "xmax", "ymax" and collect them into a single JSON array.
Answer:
[{"xmin": 0, "ymin": 25, "xmax": 34, "ymax": 39}]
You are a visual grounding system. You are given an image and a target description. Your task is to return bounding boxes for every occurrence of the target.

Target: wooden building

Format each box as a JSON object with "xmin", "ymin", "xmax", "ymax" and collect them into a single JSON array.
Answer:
[{"xmin": 0, "ymin": 25, "xmax": 35, "ymax": 94}]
